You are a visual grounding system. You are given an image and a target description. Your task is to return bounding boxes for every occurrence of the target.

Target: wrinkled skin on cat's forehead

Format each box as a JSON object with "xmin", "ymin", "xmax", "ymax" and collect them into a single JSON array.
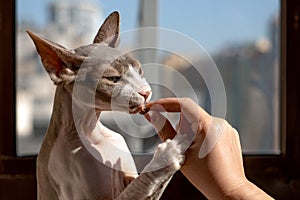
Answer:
[{"xmin": 27, "ymin": 11, "xmax": 152, "ymax": 114}]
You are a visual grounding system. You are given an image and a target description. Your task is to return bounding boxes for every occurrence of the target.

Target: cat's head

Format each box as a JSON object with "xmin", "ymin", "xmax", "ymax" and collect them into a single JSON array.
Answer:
[{"xmin": 27, "ymin": 11, "xmax": 152, "ymax": 114}]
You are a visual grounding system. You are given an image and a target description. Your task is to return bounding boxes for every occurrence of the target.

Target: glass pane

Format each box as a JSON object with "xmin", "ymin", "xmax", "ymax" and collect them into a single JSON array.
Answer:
[
  {"xmin": 158, "ymin": 0, "xmax": 280, "ymax": 154},
  {"xmin": 17, "ymin": 0, "xmax": 280, "ymax": 155}
]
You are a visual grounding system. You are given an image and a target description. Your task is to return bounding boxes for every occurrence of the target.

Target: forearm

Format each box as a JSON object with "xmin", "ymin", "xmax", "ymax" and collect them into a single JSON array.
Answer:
[
  {"xmin": 223, "ymin": 180, "xmax": 274, "ymax": 200},
  {"xmin": 185, "ymin": 177, "xmax": 274, "ymax": 200}
]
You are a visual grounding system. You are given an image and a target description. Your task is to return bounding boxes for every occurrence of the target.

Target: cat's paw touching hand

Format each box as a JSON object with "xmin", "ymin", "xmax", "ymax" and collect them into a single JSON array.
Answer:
[
  {"xmin": 156, "ymin": 139, "xmax": 185, "ymax": 169},
  {"xmin": 144, "ymin": 138, "xmax": 185, "ymax": 173}
]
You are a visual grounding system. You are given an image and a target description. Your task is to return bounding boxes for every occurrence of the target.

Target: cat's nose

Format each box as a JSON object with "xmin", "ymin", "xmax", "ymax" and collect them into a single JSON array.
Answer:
[{"xmin": 138, "ymin": 91, "xmax": 151, "ymax": 102}]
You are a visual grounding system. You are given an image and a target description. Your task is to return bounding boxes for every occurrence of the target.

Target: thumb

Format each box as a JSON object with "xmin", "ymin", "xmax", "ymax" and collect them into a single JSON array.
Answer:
[{"xmin": 144, "ymin": 111, "xmax": 177, "ymax": 141}]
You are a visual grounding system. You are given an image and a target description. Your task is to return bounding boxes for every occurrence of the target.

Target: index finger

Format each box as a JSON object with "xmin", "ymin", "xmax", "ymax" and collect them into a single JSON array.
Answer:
[
  {"xmin": 146, "ymin": 98, "xmax": 181, "ymax": 112},
  {"xmin": 147, "ymin": 98, "xmax": 211, "ymax": 129}
]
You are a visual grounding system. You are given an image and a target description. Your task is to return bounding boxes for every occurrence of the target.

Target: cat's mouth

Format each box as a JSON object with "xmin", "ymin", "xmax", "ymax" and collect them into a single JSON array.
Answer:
[
  {"xmin": 128, "ymin": 103, "xmax": 150, "ymax": 115},
  {"xmin": 128, "ymin": 87, "xmax": 152, "ymax": 114},
  {"xmin": 139, "ymin": 103, "xmax": 150, "ymax": 115},
  {"xmin": 128, "ymin": 101, "xmax": 150, "ymax": 114},
  {"xmin": 129, "ymin": 104, "xmax": 144, "ymax": 114},
  {"xmin": 128, "ymin": 95, "xmax": 151, "ymax": 114}
]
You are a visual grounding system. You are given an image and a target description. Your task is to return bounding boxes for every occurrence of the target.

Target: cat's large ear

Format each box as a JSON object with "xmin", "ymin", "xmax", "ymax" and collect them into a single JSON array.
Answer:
[
  {"xmin": 27, "ymin": 30, "xmax": 86, "ymax": 85},
  {"xmin": 93, "ymin": 11, "xmax": 120, "ymax": 48}
]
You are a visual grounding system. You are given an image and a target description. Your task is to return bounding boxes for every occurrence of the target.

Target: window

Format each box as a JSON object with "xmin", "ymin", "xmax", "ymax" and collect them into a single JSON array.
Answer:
[
  {"xmin": 158, "ymin": 0, "xmax": 281, "ymax": 154},
  {"xmin": 16, "ymin": 0, "xmax": 280, "ymax": 155},
  {"xmin": 1, "ymin": 0, "xmax": 300, "ymax": 199}
]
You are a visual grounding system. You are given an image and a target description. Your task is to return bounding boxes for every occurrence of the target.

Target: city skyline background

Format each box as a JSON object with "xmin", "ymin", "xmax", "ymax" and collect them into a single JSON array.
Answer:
[
  {"xmin": 17, "ymin": 0, "xmax": 279, "ymax": 53},
  {"xmin": 16, "ymin": 0, "xmax": 281, "ymax": 156}
]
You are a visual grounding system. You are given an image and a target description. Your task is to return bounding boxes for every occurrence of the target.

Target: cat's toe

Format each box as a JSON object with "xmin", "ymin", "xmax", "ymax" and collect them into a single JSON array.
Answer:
[
  {"xmin": 169, "ymin": 154, "xmax": 185, "ymax": 170},
  {"xmin": 178, "ymin": 154, "xmax": 185, "ymax": 166}
]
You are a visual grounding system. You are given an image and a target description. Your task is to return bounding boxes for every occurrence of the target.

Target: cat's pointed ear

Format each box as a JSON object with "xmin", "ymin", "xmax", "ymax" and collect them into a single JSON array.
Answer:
[
  {"xmin": 93, "ymin": 11, "xmax": 120, "ymax": 48},
  {"xmin": 27, "ymin": 30, "xmax": 86, "ymax": 84}
]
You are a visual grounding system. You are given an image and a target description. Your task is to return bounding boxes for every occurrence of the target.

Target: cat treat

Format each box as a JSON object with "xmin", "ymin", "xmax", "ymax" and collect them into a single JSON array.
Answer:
[{"xmin": 139, "ymin": 103, "xmax": 150, "ymax": 115}]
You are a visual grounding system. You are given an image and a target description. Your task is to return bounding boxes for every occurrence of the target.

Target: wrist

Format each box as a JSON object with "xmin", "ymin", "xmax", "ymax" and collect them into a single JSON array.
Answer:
[{"xmin": 223, "ymin": 180, "xmax": 273, "ymax": 200}]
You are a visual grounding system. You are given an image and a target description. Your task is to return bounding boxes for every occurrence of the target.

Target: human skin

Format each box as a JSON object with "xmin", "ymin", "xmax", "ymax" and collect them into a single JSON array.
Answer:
[{"xmin": 144, "ymin": 98, "xmax": 273, "ymax": 200}]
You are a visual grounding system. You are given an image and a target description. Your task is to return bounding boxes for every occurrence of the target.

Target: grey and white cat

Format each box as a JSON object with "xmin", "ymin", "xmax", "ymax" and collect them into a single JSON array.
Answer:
[{"xmin": 27, "ymin": 11, "xmax": 191, "ymax": 200}]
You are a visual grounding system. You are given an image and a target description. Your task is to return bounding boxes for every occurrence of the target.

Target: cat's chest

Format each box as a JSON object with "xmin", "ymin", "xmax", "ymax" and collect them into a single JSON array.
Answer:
[
  {"xmin": 47, "ymin": 127, "xmax": 138, "ymax": 199},
  {"xmin": 91, "ymin": 124, "xmax": 138, "ymax": 174}
]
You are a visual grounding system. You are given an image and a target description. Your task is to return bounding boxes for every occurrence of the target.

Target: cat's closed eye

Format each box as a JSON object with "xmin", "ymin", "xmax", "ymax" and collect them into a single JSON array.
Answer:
[{"xmin": 105, "ymin": 76, "xmax": 121, "ymax": 83}]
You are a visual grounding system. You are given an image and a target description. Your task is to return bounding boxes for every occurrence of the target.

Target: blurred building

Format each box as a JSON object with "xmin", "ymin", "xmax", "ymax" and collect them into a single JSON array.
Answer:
[
  {"xmin": 161, "ymin": 14, "xmax": 280, "ymax": 153},
  {"xmin": 47, "ymin": 0, "xmax": 103, "ymax": 47}
]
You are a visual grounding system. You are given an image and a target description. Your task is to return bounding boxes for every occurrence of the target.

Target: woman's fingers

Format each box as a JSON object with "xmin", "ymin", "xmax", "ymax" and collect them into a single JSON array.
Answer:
[
  {"xmin": 144, "ymin": 111, "xmax": 177, "ymax": 141},
  {"xmin": 146, "ymin": 98, "xmax": 210, "ymax": 129},
  {"xmin": 146, "ymin": 98, "xmax": 181, "ymax": 112}
]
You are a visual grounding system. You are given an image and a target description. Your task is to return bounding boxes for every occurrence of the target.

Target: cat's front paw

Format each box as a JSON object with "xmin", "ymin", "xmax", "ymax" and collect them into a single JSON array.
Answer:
[{"xmin": 144, "ymin": 139, "xmax": 185, "ymax": 173}]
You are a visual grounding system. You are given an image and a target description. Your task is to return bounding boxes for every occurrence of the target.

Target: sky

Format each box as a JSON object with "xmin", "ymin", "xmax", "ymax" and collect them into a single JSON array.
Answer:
[{"xmin": 17, "ymin": 0, "xmax": 280, "ymax": 53}]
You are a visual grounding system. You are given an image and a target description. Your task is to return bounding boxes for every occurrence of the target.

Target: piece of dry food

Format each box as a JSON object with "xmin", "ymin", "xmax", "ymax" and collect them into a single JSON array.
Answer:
[{"xmin": 139, "ymin": 103, "xmax": 150, "ymax": 115}]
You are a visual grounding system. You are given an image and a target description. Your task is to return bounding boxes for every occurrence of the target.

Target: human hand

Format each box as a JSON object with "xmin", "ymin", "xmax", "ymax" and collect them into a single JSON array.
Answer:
[{"xmin": 144, "ymin": 98, "xmax": 273, "ymax": 199}]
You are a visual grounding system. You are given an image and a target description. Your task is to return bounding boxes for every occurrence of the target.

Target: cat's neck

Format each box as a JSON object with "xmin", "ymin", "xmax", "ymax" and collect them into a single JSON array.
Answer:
[{"xmin": 48, "ymin": 85, "xmax": 109, "ymax": 144}]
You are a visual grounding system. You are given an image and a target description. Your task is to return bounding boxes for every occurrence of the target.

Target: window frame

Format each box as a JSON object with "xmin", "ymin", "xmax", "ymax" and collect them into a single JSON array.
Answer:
[{"xmin": 0, "ymin": 0, "xmax": 299, "ymax": 199}]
